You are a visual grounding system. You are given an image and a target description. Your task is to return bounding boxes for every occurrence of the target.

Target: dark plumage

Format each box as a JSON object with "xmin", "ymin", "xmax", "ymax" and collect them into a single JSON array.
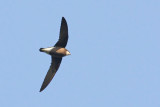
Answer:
[
  {"xmin": 39, "ymin": 17, "xmax": 70, "ymax": 92},
  {"xmin": 54, "ymin": 17, "xmax": 68, "ymax": 48}
]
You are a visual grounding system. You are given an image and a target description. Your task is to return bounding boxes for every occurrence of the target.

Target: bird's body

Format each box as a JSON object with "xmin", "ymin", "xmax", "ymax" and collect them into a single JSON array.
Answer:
[
  {"xmin": 40, "ymin": 47, "xmax": 70, "ymax": 57},
  {"xmin": 39, "ymin": 17, "xmax": 70, "ymax": 92}
]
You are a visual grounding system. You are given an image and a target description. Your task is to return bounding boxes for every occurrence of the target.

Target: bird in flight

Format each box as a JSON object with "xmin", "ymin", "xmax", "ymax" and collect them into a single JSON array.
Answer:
[{"xmin": 39, "ymin": 17, "xmax": 70, "ymax": 92}]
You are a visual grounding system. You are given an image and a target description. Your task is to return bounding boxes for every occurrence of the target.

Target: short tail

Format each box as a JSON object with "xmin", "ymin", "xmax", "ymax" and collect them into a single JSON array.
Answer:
[{"xmin": 39, "ymin": 48, "xmax": 44, "ymax": 52}]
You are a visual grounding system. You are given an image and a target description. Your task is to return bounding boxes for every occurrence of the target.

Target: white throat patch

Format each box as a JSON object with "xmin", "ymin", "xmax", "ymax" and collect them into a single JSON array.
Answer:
[{"xmin": 66, "ymin": 51, "xmax": 71, "ymax": 55}]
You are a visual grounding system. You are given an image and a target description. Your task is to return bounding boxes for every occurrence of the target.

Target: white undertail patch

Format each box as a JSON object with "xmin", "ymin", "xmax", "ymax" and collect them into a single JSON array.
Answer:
[{"xmin": 41, "ymin": 47, "xmax": 54, "ymax": 53}]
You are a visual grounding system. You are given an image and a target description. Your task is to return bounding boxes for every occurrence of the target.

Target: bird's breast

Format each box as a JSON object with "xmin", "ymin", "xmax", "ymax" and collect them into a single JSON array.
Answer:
[{"xmin": 50, "ymin": 47, "xmax": 68, "ymax": 57}]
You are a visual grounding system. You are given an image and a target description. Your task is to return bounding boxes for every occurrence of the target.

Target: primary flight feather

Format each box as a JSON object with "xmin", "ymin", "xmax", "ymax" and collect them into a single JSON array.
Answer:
[{"xmin": 39, "ymin": 17, "xmax": 70, "ymax": 92}]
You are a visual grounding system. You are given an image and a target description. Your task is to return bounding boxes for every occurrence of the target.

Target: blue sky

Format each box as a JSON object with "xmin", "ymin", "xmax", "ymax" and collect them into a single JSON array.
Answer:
[{"xmin": 0, "ymin": 0, "xmax": 160, "ymax": 107}]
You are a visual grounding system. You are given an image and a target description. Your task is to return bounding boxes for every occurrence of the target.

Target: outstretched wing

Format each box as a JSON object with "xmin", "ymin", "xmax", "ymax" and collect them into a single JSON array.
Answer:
[
  {"xmin": 54, "ymin": 17, "xmax": 68, "ymax": 48},
  {"xmin": 40, "ymin": 57, "xmax": 62, "ymax": 92}
]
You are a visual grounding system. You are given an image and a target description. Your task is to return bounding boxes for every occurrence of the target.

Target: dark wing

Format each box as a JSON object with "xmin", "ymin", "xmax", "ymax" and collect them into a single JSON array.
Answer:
[
  {"xmin": 40, "ymin": 57, "xmax": 62, "ymax": 92},
  {"xmin": 54, "ymin": 17, "xmax": 68, "ymax": 48}
]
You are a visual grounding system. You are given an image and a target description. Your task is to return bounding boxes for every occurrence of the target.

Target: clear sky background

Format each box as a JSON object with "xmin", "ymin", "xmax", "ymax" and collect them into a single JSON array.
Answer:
[{"xmin": 0, "ymin": 0, "xmax": 160, "ymax": 107}]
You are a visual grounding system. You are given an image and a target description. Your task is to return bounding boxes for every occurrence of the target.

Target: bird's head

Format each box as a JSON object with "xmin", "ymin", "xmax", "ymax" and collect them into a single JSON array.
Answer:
[{"xmin": 66, "ymin": 50, "xmax": 71, "ymax": 56}]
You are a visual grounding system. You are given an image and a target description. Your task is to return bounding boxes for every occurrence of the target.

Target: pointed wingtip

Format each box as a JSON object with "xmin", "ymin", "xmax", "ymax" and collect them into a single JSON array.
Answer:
[
  {"xmin": 62, "ymin": 17, "xmax": 66, "ymax": 21},
  {"xmin": 39, "ymin": 87, "xmax": 43, "ymax": 92},
  {"xmin": 40, "ymin": 84, "xmax": 46, "ymax": 92}
]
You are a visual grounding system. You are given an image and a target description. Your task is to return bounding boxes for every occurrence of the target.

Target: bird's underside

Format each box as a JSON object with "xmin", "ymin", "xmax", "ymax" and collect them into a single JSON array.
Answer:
[{"xmin": 39, "ymin": 17, "xmax": 70, "ymax": 92}]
